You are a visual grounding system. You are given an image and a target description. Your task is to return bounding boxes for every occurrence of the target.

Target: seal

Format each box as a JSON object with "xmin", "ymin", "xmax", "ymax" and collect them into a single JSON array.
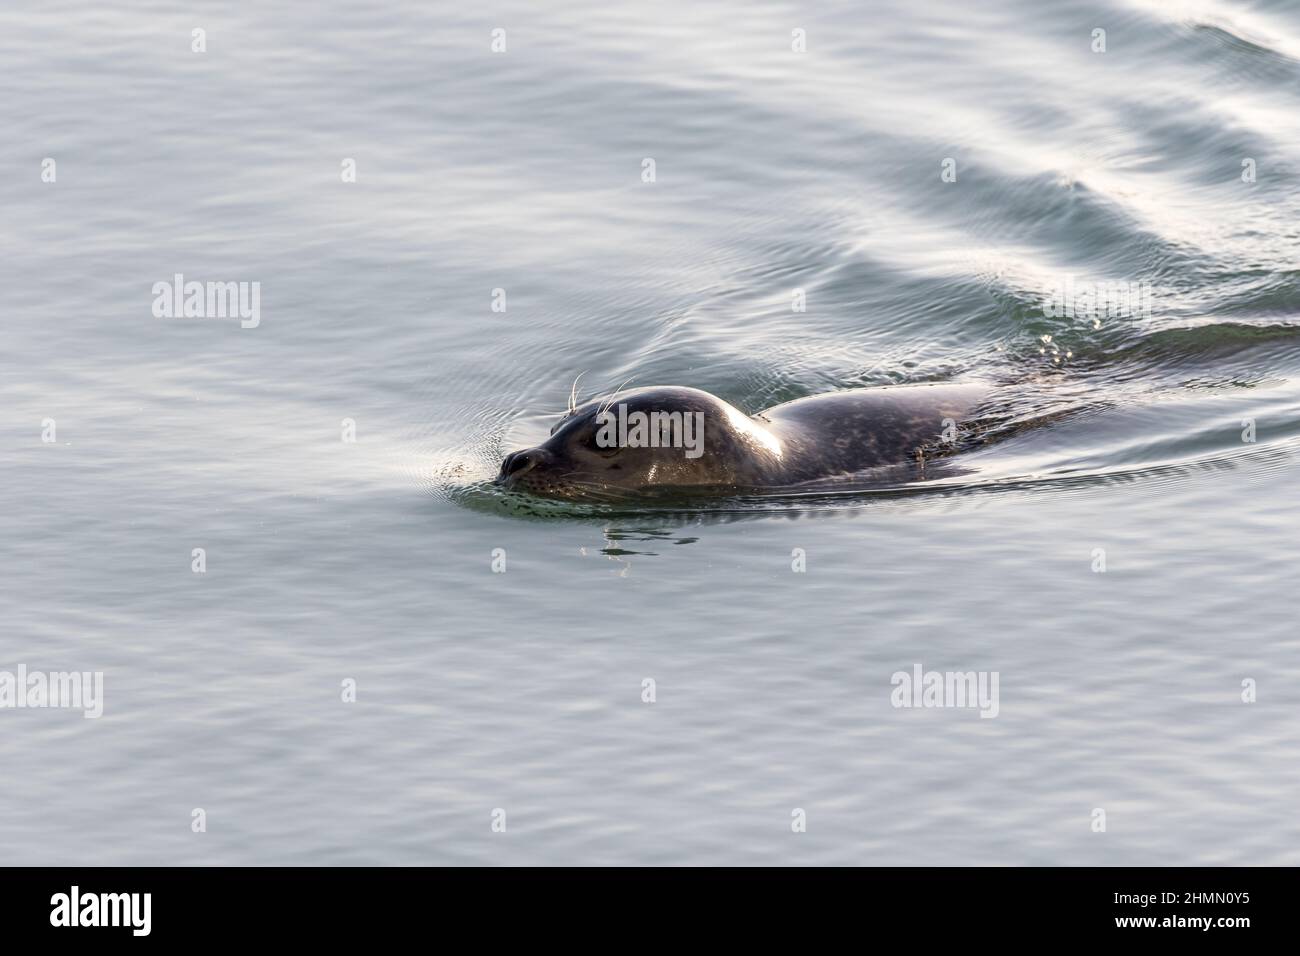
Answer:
[{"xmin": 497, "ymin": 381, "xmax": 989, "ymax": 500}]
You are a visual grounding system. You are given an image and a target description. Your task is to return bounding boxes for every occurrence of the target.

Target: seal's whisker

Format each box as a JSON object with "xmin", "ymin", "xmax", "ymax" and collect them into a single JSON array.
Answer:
[
  {"xmin": 568, "ymin": 371, "xmax": 586, "ymax": 415},
  {"xmin": 544, "ymin": 472, "xmax": 632, "ymax": 502},
  {"xmin": 599, "ymin": 376, "xmax": 637, "ymax": 418}
]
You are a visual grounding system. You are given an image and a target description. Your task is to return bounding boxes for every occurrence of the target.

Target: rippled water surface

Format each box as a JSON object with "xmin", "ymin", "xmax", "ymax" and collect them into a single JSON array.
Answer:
[{"xmin": 3, "ymin": 0, "xmax": 1299, "ymax": 864}]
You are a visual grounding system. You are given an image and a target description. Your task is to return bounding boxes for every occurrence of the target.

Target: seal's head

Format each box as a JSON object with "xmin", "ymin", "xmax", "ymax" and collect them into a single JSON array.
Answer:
[{"xmin": 497, "ymin": 386, "xmax": 784, "ymax": 500}]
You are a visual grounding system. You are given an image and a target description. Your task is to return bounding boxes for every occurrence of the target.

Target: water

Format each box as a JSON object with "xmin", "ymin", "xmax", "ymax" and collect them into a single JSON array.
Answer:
[{"xmin": 2, "ymin": 0, "xmax": 1299, "ymax": 864}]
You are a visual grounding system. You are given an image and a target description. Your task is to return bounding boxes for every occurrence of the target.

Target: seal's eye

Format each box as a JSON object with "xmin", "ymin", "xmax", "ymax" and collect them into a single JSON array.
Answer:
[
  {"xmin": 550, "ymin": 410, "xmax": 579, "ymax": 436},
  {"xmin": 585, "ymin": 431, "xmax": 619, "ymax": 456}
]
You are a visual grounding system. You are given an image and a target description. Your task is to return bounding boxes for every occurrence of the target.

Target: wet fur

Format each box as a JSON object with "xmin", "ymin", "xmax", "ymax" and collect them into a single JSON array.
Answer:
[{"xmin": 499, "ymin": 383, "xmax": 989, "ymax": 500}]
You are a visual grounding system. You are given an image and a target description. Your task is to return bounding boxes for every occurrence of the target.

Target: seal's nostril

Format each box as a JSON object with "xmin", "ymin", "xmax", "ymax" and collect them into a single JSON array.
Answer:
[{"xmin": 503, "ymin": 451, "xmax": 537, "ymax": 477}]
